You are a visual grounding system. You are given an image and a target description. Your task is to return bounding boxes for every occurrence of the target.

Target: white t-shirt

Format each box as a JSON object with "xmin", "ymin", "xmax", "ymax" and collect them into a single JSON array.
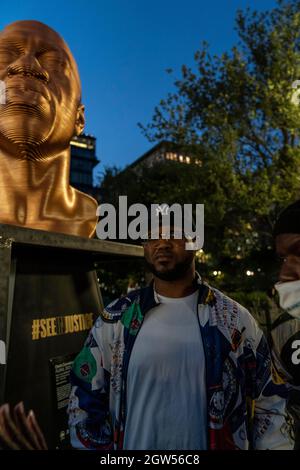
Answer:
[{"xmin": 123, "ymin": 290, "xmax": 207, "ymax": 450}]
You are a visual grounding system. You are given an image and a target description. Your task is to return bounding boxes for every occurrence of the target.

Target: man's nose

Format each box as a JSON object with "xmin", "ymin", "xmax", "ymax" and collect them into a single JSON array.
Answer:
[{"xmin": 7, "ymin": 53, "xmax": 49, "ymax": 83}]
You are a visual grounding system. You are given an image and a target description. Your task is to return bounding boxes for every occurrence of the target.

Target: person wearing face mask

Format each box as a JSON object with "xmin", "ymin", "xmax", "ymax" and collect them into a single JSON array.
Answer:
[{"xmin": 271, "ymin": 200, "xmax": 300, "ymax": 449}]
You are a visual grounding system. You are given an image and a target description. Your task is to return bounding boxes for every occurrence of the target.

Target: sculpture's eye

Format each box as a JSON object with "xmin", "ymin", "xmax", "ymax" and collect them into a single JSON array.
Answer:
[
  {"xmin": 37, "ymin": 51, "xmax": 68, "ymax": 72},
  {"xmin": 0, "ymin": 46, "xmax": 21, "ymax": 68}
]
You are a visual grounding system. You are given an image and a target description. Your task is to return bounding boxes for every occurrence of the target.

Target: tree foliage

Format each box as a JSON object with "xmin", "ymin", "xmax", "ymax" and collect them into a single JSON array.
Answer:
[
  {"xmin": 100, "ymin": 0, "xmax": 300, "ymax": 299},
  {"xmin": 142, "ymin": 0, "xmax": 300, "ymax": 232}
]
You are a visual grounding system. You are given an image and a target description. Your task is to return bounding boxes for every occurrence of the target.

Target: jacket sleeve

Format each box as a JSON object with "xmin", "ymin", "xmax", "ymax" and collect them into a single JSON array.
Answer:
[
  {"xmin": 245, "ymin": 317, "xmax": 294, "ymax": 450},
  {"xmin": 67, "ymin": 316, "xmax": 113, "ymax": 449}
]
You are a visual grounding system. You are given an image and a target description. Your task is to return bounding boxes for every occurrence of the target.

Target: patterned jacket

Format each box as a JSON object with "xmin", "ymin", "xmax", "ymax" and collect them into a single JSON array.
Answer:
[{"xmin": 68, "ymin": 276, "xmax": 293, "ymax": 450}]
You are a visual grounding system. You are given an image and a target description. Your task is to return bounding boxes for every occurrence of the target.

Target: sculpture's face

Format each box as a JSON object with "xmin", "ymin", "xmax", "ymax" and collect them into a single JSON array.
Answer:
[{"xmin": 0, "ymin": 20, "xmax": 82, "ymax": 158}]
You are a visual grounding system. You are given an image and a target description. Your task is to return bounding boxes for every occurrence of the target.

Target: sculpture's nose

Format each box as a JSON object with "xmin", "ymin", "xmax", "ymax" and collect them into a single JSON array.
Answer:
[{"xmin": 7, "ymin": 53, "xmax": 49, "ymax": 83}]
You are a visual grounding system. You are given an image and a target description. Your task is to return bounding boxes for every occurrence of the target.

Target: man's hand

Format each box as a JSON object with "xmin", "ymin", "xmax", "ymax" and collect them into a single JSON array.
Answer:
[{"xmin": 0, "ymin": 402, "xmax": 48, "ymax": 450}]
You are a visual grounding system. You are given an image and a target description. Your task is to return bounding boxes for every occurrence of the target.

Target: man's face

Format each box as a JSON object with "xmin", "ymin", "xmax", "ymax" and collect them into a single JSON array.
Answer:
[
  {"xmin": 0, "ymin": 20, "xmax": 82, "ymax": 156},
  {"xmin": 143, "ymin": 226, "xmax": 195, "ymax": 281},
  {"xmin": 276, "ymin": 233, "xmax": 300, "ymax": 282}
]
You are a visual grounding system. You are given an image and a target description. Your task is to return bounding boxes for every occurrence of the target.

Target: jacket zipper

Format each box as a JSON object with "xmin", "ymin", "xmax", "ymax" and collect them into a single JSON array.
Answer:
[{"xmin": 116, "ymin": 306, "xmax": 146, "ymax": 449}]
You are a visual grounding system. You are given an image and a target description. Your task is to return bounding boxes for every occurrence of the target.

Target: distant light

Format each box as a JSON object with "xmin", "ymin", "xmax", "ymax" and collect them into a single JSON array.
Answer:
[
  {"xmin": 70, "ymin": 140, "xmax": 94, "ymax": 150},
  {"xmin": 246, "ymin": 270, "xmax": 254, "ymax": 276},
  {"xmin": 291, "ymin": 81, "xmax": 300, "ymax": 105},
  {"xmin": 213, "ymin": 270, "xmax": 222, "ymax": 276}
]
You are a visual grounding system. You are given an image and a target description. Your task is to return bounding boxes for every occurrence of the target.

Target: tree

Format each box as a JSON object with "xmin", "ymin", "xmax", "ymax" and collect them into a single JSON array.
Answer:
[
  {"xmin": 99, "ymin": 0, "xmax": 300, "ymax": 323},
  {"xmin": 139, "ymin": 0, "xmax": 300, "ymax": 252}
]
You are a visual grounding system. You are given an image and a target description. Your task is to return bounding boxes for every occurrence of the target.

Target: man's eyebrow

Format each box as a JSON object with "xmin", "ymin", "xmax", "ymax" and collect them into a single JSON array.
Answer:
[
  {"xmin": 284, "ymin": 238, "xmax": 300, "ymax": 254},
  {"xmin": 290, "ymin": 239, "xmax": 300, "ymax": 249}
]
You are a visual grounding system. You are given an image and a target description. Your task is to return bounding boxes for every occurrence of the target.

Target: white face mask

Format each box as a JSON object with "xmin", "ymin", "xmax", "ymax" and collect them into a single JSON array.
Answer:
[{"xmin": 274, "ymin": 279, "xmax": 300, "ymax": 318}]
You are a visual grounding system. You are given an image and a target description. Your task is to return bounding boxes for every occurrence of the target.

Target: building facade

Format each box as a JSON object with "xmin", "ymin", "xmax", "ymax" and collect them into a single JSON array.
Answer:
[
  {"xmin": 70, "ymin": 134, "xmax": 101, "ymax": 202},
  {"xmin": 127, "ymin": 140, "xmax": 201, "ymax": 171}
]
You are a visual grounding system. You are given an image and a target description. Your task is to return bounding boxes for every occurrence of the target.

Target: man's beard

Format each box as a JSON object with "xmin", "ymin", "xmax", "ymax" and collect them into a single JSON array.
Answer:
[{"xmin": 145, "ymin": 254, "xmax": 194, "ymax": 281}]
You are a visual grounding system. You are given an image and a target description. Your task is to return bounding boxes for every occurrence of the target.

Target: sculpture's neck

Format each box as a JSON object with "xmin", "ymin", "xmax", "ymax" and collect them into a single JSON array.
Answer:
[
  {"xmin": 1, "ymin": 147, "xmax": 70, "ymax": 188},
  {"xmin": 0, "ymin": 148, "xmax": 74, "ymax": 223},
  {"xmin": 0, "ymin": 145, "xmax": 98, "ymax": 238}
]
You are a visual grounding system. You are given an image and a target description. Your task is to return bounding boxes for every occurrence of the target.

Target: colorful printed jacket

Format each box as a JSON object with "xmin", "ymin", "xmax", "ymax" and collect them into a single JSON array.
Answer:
[{"xmin": 67, "ymin": 276, "xmax": 293, "ymax": 450}]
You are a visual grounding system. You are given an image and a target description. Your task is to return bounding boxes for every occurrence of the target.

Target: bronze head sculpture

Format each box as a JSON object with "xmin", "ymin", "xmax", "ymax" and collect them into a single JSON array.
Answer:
[{"xmin": 0, "ymin": 20, "xmax": 98, "ymax": 237}]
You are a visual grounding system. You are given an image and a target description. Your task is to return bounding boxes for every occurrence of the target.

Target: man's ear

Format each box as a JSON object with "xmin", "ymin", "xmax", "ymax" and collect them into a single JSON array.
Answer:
[{"xmin": 74, "ymin": 104, "xmax": 85, "ymax": 136}]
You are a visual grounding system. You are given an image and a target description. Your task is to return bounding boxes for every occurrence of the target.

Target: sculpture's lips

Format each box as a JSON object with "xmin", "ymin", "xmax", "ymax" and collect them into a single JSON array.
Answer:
[{"xmin": 5, "ymin": 76, "xmax": 51, "ymax": 102}]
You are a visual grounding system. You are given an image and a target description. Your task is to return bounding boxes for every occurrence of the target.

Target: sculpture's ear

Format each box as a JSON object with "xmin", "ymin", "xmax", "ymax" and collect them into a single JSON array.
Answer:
[{"xmin": 74, "ymin": 104, "xmax": 85, "ymax": 136}]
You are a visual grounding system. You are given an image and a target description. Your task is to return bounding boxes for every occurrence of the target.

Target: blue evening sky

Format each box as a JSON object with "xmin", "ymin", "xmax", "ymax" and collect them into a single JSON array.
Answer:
[{"xmin": 0, "ymin": 0, "xmax": 277, "ymax": 176}]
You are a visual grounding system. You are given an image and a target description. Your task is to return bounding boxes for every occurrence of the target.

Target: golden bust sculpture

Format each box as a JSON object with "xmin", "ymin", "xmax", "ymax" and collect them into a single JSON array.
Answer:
[{"xmin": 0, "ymin": 20, "xmax": 98, "ymax": 237}]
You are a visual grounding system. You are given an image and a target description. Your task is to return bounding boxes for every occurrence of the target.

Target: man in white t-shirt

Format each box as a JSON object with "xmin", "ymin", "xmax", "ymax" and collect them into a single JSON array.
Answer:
[
  {"xmin": 123, "ymin": 226, "xmax": 207, "ymax": 450},
  {"xmin": 68, "ymin": 219, "xmax": 293, "ymax": 450}
]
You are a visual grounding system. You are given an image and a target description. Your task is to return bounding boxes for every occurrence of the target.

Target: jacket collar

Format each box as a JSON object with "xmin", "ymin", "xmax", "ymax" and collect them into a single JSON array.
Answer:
[{"xmin": 138, "ymin": 271, "xmax": 216, "ymax": 317}]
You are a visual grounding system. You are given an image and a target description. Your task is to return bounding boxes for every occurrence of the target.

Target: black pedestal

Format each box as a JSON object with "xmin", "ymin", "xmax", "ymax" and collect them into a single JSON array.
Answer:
[{"xmin": 0, "ymin": 224, "xmax": 143, "ymax": 448}]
